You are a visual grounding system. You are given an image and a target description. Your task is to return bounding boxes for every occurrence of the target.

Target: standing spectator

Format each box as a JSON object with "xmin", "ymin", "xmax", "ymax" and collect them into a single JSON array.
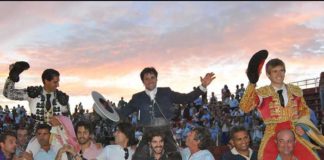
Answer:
[
  {"xmin": 221, "ymin": 85, "xmax": 231, "ymax": 105},
  {"xmin": 235, "ymin": 85, "xmax": 240, "ymax": 100},
  {"xmin": 229, "ymin": 94, "xmax": 239, "ymax": 110},
  {"xmin": 210, "ymin": 92, "xmax": 217, "ymax": 105},
  {"xmin": 239, "ymin": 83, "xmax": 245, "ymax": 99},
  {"xmin": 118, "ymin": 97, "xmax": 127, "ymax": 109}
]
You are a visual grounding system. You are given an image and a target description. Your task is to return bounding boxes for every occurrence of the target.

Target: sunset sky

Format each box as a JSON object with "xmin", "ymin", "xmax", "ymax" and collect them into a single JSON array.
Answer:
[{"xmin": 0, "ymin": 2, "xmax": 323, "ymax": 113}]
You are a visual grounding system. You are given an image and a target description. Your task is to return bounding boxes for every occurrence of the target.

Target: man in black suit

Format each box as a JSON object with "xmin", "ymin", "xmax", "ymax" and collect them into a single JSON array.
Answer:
[{"xmin": 118, "ymin": 67, "xmax": 215, "ymax": 160}]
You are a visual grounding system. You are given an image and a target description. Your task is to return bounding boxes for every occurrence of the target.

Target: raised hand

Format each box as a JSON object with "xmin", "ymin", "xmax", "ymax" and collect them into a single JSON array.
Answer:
[
  {"xmin": 200, "ymin": 72, "xmax": 216, "ymax": 88},
  {"xmin": 49, "ymin": 116, "xmax": 61, "ymax": 126},
  {"xmin": 295, "ymin": 126, "xmax": 305, "ymax": 136}
]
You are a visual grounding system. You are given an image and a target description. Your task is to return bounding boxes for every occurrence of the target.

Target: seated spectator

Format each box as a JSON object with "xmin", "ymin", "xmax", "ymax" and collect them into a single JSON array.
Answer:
[
  {"xmin": 221, "ymin": 126, "xmax": 257, "ymax": 160},
  {"xmin": 96, "ymin": 122, "xmax": 137, "ymax": 160},
  {"xmin": 181, "ymin": 127, "xmax": 215, "ymax": 160},
  {"xmin": 221, "ymin": 117, "xmax": 231, "ymax": 145},
  {"xmin": 251, "ymin": 119, "xmax": 263, "ymax": 147},
  {"xmin": 201, "ymin": 108, "xmax": 211, "ymax": 128},
  {"xmin": 275, "ymin": 129, "xmax": 298, "ymax": 160},
  {"xmin": 0, "ymin": 131, "xmax": 17, "ymax": 160}
]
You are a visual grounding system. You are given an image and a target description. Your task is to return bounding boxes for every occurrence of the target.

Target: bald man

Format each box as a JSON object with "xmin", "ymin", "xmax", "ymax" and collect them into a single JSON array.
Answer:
[{"xmin": 275, "ymin": 129, "xmax": 297, "ymax": 160}]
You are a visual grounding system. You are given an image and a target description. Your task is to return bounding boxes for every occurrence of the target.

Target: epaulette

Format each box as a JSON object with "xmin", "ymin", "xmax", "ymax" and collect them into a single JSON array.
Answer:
[
  {"xmin": 56, "ymin": 90, "xmax": 69, "ymax": 106},
  {"xmin": 27, "ymin": 86, "xmax": 42, "ymax": 98},
  {"xmin": 256, "ymin": 85, "xmax": 272, "ymax": 98},
  {"xmin": 287, "ymin": 84, "xmax": 303, "ymax": 97}
]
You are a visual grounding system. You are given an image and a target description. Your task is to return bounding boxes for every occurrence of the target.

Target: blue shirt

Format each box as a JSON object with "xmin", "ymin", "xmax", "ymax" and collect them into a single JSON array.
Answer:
[
  {"xmin": 276, "ymin": 155, "xmax": 298, "ymax": 160},
  {"xmin": 309, "ymin": 109, "xmax": 318, "ymax": 126},
  {"xmin": 0, "ymin": 150, "xmax": 7, "ymax": 160},
  {"xmin": 181, "ymin": 147, "xmax": 215, "ymax": 160},
  {"xmin": 34, "ymin": 147, "xmax": 57, "ymax": 160}
]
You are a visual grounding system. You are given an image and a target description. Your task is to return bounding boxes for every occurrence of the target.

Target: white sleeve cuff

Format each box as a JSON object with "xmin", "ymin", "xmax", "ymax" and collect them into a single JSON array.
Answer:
[{"xmin": 199, "ymin": 85, "xmax": 207, "ymax": 92}]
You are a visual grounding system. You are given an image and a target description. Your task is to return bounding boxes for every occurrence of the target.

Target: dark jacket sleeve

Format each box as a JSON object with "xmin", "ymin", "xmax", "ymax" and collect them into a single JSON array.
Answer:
[
  {"xmin": 220, "ymin": 152, "xmax": 229, "ymax": 160},
  {"xmin": 169, "ymin": 87, "xmax": 205, "ymax": 104},
  {"xmin": 221, "ymin": 151, "xmax": 247, "ymax": 160},
  {"xmin": 117, "ymin": 94, "xmax": 139, "ymax": 119}
]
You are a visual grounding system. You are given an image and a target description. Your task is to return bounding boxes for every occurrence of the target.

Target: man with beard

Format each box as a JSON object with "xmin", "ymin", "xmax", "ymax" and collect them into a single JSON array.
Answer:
[
  {"xmin": 55, "ymin": 121, "xmax": 103, "ymax": 160},
  {"xmin": 221, "ymin": 126, "xmax": 258, "ymax": 160},
  {"xmin": 75, "ymin": 121, "xmax": 102, "ymax": 159},
  {"xmin": 147, "ymin": 130, "xmax": 181, "ymax": 160}
]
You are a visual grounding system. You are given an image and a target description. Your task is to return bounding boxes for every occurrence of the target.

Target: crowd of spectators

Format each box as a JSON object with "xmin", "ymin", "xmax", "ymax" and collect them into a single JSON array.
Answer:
[{"xmin": 1, "ymin": 83, "xmax": 323, "ymax": 159}]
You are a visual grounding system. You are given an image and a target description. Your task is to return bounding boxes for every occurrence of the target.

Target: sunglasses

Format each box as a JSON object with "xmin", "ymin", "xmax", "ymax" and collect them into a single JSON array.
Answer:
[{"xmin": 124, "ymin": 147, "xmax": 129, "ymax": 160}]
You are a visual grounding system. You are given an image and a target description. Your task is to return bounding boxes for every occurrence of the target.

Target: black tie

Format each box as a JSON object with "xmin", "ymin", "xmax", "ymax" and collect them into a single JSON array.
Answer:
[
  {"xmin": 277, "ymin": 90, "xmax": 284, "ymax": 107},
  {"xmin": 46, "ymin": 94, "xmax": 51, "ymax": 110}
]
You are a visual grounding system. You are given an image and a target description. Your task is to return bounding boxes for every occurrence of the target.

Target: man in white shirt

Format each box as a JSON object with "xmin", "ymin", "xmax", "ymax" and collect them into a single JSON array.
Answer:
[
  {"xmin": 181, "ymin": 127, "xmax": 214, "ymax": 160},
  {"xmin": 96, "ymin": 122, "xmax": 137, "ymax": 160}
]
